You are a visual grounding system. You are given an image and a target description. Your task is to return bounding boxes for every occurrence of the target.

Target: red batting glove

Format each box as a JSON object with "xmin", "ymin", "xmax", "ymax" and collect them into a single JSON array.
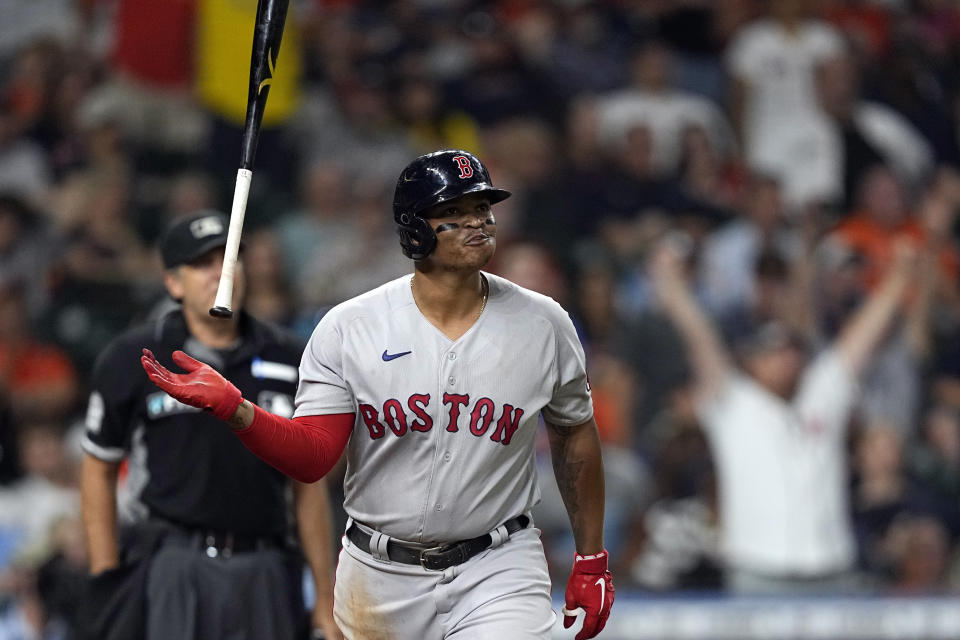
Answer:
[
  {"xmin": 141, "ymin": 348, "xmax": 242, "ymax": 420},
  {"xmin": 562, "ymin": 550, "xmax": 614, "ymax": 640}
]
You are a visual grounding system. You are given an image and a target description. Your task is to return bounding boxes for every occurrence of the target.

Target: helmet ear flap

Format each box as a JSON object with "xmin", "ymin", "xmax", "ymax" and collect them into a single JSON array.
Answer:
[{"xmin": 397, "ymin": 215, "xmax": 437, "ymax": 261}]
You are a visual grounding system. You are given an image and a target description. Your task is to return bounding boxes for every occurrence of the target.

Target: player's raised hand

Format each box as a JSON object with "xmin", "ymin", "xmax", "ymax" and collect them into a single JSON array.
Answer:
[
  {"xmin": 141, "ymin": 349, "xmax": 243, "ymax": 420},
  {"xmin": 562, "ymin": 550, "xmax": 614, "ymax": 639}
]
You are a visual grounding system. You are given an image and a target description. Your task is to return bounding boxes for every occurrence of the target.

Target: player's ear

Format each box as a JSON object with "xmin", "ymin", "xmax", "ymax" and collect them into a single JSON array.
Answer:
[{"xmin": 163, "ymin": 268, "xmax": 185, "ymax": 303}]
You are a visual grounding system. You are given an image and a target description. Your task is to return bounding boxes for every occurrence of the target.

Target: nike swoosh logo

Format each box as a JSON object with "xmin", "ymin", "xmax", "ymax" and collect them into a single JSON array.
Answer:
[
  {"xmin": 382, "ymin": 350, "xmax": 412, "ymax": 362},
  {"xmin": 595, "ymin": 577, "xmax": 605, "ymax": 612}
]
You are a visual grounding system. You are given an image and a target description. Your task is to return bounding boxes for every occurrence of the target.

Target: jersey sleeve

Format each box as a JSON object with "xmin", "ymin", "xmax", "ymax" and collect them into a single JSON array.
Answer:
[
  {"xmin": 541, "ymin": 305, "xmax": 594, "ymax": 426},
  {"xmin": 294, "ymin": 310, "xmax": 357, "ymax": 417},
  {"xmin": 81, "ymin": 340, "xmax": 142, "ymax": 463}
]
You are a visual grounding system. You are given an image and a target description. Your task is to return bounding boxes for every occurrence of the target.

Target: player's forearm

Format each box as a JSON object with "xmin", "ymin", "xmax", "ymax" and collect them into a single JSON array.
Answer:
[
  {"xmin": 547, "ymin": 419, "xmax": 605, "ymax": 555},
  {"xmin": 227, "ymin": 398, "xmax": 256, "ymax": 429},
  {"xmin": 80, "ymin": 455, "xmax": 121, "ymax": 574},
  {"xmin": 293, "ymin": 479, "xmax": 340, "ymax": 635},
  {"xmin": 231, "ymin": 403, "xmax": 353, "ymax": 484}
]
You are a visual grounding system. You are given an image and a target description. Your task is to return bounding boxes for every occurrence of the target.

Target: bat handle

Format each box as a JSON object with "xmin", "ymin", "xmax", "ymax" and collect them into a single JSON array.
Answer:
[{"xmin": 210, "ymin": 168, "xmax": 253, "ymax": 318}]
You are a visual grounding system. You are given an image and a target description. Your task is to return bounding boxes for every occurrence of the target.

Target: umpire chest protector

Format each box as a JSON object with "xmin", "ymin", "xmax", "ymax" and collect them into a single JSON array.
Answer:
[{"xmin": 392, "ymin": 149, "xmax": 511, "ymax": 260}]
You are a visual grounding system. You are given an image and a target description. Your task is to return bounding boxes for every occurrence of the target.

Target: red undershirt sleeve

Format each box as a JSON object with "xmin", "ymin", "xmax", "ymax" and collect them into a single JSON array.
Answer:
[{"xmin": 233, "ymin": 405, "xmax": 354, "ymax": 483}]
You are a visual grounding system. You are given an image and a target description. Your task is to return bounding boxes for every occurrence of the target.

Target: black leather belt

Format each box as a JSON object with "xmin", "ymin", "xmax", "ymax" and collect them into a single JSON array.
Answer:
[
  {"xmin": 194, "ymin": 530, "xmax": 285, "ymax": 557},
  {"xmin": 347, "ymin": 515, "xmax": 530, "ymax": 571},
  {"xmin": 151, "ymin": 516, "xmax": 285, "ymax": 557}
]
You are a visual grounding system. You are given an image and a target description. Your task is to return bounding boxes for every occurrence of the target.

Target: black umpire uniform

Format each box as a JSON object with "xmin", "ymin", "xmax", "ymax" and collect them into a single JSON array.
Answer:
[{"xmin": 80, "ymin": 212, "xmax": 314, "ymax": 639}]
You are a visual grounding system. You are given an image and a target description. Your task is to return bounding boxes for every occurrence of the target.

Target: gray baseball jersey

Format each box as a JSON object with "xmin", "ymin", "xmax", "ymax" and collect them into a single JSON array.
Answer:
[{"xmin": 295, "ymin": 272, "xmax": 593, "ymax": 543}]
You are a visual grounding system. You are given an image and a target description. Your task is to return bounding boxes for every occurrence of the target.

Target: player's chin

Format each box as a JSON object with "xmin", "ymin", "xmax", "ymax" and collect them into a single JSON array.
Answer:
[{"xmin": 461, "ymin": 241, "xmax": 495, "ymax": 268}]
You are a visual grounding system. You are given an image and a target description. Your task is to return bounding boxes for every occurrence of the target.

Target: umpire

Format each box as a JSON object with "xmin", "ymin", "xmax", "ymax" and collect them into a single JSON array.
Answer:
[{"xmin": 79, "ymin": 210, "xmax": 342, "ymax": 639}]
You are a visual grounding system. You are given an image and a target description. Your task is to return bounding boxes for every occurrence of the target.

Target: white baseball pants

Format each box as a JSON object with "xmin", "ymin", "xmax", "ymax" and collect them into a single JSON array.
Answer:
[{"xmin": 333, "ymin": 522, "xmax": 556, "ymax": 639}]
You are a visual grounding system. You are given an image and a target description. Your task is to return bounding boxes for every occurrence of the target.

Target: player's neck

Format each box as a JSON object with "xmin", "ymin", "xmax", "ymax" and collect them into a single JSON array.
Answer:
[
  {"xmin": 182, "ymin": 305, "xmax": 241, "ymax": 350},
  {"xmin": 410, "ymin": 269, "xmax": 487, "ymax": 338}
]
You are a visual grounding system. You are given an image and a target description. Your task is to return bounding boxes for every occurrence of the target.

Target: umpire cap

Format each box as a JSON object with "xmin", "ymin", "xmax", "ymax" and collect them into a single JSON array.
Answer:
[
  {"xmin": 160, "ymin": 210, "xmax": 240, "ymax": 268},
  {"xmin": 393, "ymin": 149, "xmax": 510, "ymax": 260}
]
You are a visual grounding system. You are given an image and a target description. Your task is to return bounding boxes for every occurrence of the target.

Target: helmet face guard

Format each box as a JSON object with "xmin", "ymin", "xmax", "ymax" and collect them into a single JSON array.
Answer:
[{"xmin": 393, "ymin": 150, "xmax": 511, "ymax": 260}]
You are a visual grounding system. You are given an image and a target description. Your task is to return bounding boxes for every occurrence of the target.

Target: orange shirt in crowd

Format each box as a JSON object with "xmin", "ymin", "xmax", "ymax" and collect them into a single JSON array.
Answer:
[
  {"xmin": 832, "ymin": 214, "xmax": 959, "ymax": 290},
  {"xmin": 0, "ymin": 342, "xmax": 77, "ymax": 397}
]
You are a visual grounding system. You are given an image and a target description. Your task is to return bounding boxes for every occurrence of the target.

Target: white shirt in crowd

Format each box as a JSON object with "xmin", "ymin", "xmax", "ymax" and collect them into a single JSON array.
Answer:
[
  {"xmin": 695, "ymin": 350, "xmax": 858, "ymax": 577},
  {"xmin": 596, "ymin": 89, "xmax": 737, "ymax": 173},
  {"xmin": 726, "ymin": 19, "xmax": 844, "ymax": 210},
  {"xmin": 796, "ymin": 102, "xmax": 935, "ymax": 207}
]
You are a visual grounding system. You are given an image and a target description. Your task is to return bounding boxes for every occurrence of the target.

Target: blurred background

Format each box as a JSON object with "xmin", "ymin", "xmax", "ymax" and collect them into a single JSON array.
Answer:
[{"xmin": 1, "ymin": 0, "xmax": 960, "ymax": 638}]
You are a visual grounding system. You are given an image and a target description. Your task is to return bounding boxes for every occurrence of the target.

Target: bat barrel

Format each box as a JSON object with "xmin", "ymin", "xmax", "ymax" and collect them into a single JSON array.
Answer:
[{"xmin": 241, "ymin": 0, "xmax": 290, "ymax": 170}]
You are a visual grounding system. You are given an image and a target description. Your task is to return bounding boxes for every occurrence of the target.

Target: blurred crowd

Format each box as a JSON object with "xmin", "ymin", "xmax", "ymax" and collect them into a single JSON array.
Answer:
[{"xmin": 2, "ymin": 0, "xmax": 960, "ymax": 637}]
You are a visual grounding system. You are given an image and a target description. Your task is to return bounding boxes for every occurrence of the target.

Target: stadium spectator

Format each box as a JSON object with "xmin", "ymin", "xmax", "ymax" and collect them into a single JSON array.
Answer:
[
  {"xmin": 850, "ymin": 423, "xmax": 956, "ymax": 586},
  {"xmin": 0, "ymin": 0, "xmax": 79, "ymax": 64},
  {"xmin": 831, "ymin": 166, "xmax": 958, "ymax": 290},
  {"xmin": 697, "ymin": 173, "xmax": 798, "ymax": 322},
  {"xmin": 726, "ymin": 0, "xmax": 845, "ymax": 211},
  {"xmin": 0, "ymin": 281, "xmax": 78, "ymax": 422},
  {"xmin": 0, "ymin": 421, "xmax": 79, "ymax": 571},
  {"xmin": 78, "ymin": 0, "xmax": 208, "ymax": 159},
  {"xmin": 597, "ymin": 40, "xmax": 736, "ymax": 176},
  {"xmin": 808, "ymin": 50, "xmax": 933, "ymax": 212},
  {"xmin": 650, "ymin": 235, "xmax": 915, "ymax": 594},
  {"xmin": 0, "ymin": 195, "xmax": 52, "ymax": 320},
  {"xmin": 678, "ymin": 123, "xmax": 747, "ymax": 214},
  {"xmin": 883, "ymin": 514, "xmax": 953, "ymax": 595},
  {"xmin": 0, "ymin": 76, "xmax": 54, "ymax": 210},
  {"xmin": 909, "ymin": 404, "xmax": 960, "ymax": 506}
]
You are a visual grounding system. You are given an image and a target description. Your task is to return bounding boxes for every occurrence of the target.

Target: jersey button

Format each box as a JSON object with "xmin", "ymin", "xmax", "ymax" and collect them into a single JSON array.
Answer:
[
  {"xmin": 443, "ymin": 451, "xmax": 451, "ymax": 462},
  {"xmin": 448, "ymin": 352, "xmax": 457, "ymax": 361},
  {"xmin": 447, "ymin": 376, "xmax": 455, "ymax": 386},
  {"xmin": 435, "ymin": 503, "xmax": 443, "ymax": 511}
]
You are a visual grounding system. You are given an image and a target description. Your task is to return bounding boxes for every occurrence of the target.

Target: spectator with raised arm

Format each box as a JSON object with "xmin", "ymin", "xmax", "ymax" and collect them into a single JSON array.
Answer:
[{"xmin": 650, "ymin": 236, "xmax": 915, "ymax": 594}]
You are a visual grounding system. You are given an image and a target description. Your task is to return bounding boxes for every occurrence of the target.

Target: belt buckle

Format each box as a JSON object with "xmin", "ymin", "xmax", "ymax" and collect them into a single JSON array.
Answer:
[
  {"xmin": 204, "ymin": 532, "xmax": 234, "ymax": 559},
  {"xmin": 204, "ymin": 534, "xmax": 219, "ymax": 558},
  {"xmin": 419, "ymin": 545, "xmax": 448, "ymax": 571}
]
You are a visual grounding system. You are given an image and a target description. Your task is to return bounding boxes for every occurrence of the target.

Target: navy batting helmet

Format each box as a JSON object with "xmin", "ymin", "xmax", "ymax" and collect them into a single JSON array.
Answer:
[{"xmin": 393, "ymin": 149, "xmax": 511, "ymax": 260}]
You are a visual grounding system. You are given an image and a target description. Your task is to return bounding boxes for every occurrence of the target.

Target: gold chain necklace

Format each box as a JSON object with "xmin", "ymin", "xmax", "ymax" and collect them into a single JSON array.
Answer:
[{"xmin": 411, "ymin": 274, "xmax": 488, "ymax": 320}]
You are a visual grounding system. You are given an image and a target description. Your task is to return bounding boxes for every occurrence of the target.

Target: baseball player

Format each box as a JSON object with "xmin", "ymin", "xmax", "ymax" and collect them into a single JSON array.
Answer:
[{"xmin": 141, "ymin": 150, "xmax": 615, "ymax": 639}]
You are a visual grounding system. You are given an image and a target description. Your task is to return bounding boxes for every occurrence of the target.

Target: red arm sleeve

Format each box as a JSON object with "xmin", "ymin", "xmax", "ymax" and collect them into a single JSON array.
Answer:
[{"xmin": 233, "ymin": 405, "xmax": 354, "ymax": 483}]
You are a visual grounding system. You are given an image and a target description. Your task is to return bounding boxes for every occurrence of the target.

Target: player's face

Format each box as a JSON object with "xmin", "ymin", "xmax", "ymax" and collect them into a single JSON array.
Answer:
[
  {"xmin": 164, "ymin": 247, "xmax": 246, "ymax": 318},
  {"xmin": 421, "ymin": 193, "xmax": 496, "ymax": 271}
]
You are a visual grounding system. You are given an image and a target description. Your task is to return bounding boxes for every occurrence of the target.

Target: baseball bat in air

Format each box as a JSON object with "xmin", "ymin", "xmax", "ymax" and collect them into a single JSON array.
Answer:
[{"xmin": 210, "ymin": 0, "xmax": 291, "ymax": 318}]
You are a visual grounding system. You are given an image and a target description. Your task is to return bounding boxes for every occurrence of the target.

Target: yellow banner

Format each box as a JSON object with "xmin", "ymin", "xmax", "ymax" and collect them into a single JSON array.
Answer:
[{"xmin": 195, "ymin": 0, "xmax": 301, "ymax": 127}]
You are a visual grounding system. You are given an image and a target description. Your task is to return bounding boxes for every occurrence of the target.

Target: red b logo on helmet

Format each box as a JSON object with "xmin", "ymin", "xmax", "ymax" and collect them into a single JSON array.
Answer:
[{"xmin": 452, "ymin": 155, "xmax": 473, "ymax": 179}]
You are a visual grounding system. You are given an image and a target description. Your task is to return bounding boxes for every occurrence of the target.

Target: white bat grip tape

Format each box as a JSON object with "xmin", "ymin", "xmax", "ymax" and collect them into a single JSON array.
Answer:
[{"xmin": 212, "ymin": 168, "xmax": 253, "ymax": 314}]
